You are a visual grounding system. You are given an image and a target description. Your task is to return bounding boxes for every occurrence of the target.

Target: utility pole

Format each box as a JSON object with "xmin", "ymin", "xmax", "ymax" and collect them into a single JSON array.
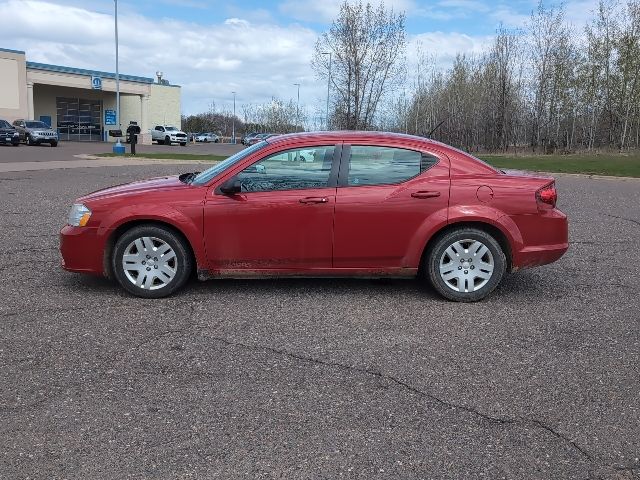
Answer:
[
  {"xmin": 322, "ymin": 52, "xmax": 332, "ymax": 130},
  {"xmin": 293, "ymin": 83, "xmax": 300, "ymax": 132},
  {"xmin": 113, "ymin": 0, "xmax": 123, "ymax": 152},
  {"xmin": 231, "ymin": 91, "xmax": 236, "ymax": 144}
]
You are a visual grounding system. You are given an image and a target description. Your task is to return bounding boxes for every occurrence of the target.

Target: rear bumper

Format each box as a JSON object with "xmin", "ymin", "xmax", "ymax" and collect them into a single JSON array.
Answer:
[
  {"xmin": 511, "ymin": 208, "xmax": 569, "ymax": 270},
  {"xmin": 59, "ymin": 225, "xmax": 105, "ymax": 275}
]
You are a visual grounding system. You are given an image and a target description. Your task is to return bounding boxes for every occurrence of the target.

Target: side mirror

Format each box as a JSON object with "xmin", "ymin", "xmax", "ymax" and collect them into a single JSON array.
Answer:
[{"xmin": 218, "ymin": 177, "xmax": 242, "ymax": 195}]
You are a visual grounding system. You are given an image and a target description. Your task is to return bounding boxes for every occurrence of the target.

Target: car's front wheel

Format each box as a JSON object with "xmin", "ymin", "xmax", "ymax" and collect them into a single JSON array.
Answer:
[
  {"xmin": 112, "ymin": 225, "xmax": 192, "ymax": 298},
  {"xmin": 425, "ymin": 228, "xmax": 506, "ymax": 302}
]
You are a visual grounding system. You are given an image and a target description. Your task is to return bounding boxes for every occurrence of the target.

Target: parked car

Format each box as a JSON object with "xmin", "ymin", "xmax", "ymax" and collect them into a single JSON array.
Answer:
[
  {"xmin": 0, "ymin": 119, "xmax": 20, "ymax": 146},
  {"xmin": 60, "ymin": 131, "xmax": 568, "ymax": 301},
  {"xmin": 241, "ymin": 132, "xmax": 258, "ymax": 145},
  {"xmin": 12, "ymin": 119, "xmax": 58, "ymax": 146},
  {"xmin": 247, "ymin": 133, "xmax": 277, "ymax": 145},
  {"xmin": 196, "ymin": 132, "xmax": 219, "ymax": 143},
  {"xmin": 151, "ymin": 125, "xmax": 188, "ymax": 146}
]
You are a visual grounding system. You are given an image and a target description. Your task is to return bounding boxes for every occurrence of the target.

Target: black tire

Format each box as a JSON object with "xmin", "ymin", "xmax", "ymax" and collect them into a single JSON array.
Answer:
[
  {"xmin": 26, "ymin": 134, "xmax": 33, "ymax": 146},
  {"xmin": 425, "ymin": 227, "xmax": 506, "ymax": 302},
  {"xmin": 112, "ymin": 224, "xmax": 193, "ymax": 298},
  {"xmin": 165, "ymin": 136, "xmax": 171, "ymax": 146},
  {"xmin": 180, "ymin": 142, "xmax": 187, "ymax": 147},
  {"xmin": 50, "ymin": 141, "xmax": 58, "ymax": 147}
]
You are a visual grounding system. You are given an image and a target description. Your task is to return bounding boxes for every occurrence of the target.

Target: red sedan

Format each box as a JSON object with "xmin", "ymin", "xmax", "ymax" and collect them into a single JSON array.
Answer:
[{"xmin": 60, "ymin": 132, "xmax": 568, "ymax": 302}]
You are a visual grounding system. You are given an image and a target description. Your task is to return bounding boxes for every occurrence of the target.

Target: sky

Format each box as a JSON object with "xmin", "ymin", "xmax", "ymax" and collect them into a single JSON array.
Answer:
[{"xmin": 0, "ymin": 0, "xmax": 600, "ymax": 117}]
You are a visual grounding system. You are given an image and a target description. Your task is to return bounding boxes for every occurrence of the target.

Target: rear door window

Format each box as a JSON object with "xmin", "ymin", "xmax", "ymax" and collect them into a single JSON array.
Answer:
[{"xmin": 346, "ymin": 146, "xmax": 437, "ymax": 186}]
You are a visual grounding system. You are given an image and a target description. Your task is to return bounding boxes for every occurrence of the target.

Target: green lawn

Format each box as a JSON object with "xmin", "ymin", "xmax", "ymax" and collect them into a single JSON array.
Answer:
[
  {"xmin": 98, "ymin": 152, "xmax": 226, "ymax": 162},
  {"xmin": 478, "ymin": 153, "xmax": 640, "ymax": 178}
]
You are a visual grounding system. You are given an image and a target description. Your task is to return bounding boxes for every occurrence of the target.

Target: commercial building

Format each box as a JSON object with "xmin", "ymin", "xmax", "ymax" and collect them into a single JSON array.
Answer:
[{"xmin": 0, "ymin": 47, "xmax": 181, "ymax": 143}]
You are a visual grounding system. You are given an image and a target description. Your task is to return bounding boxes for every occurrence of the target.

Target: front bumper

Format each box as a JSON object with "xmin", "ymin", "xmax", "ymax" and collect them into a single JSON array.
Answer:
[
  {"xmin": 60, "ymin": 225, "xmax": 106, "ymax": 275},
  {"xmin": 0, "ymin": 135, "xmax": 19, "ymax": 145},
  {"xmin": 30, "ymin": 133, "xmax": 58, "ymax": 142}
]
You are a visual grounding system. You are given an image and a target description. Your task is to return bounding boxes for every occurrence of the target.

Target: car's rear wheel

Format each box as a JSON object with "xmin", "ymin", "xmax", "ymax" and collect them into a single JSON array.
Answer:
[
  {"xmin": 425, "ymin": 228, "xmax": 506, "ymax": 302},
  {"xmin": 112, "ymin": 225, "xmax": 192, "ymax": 298}
]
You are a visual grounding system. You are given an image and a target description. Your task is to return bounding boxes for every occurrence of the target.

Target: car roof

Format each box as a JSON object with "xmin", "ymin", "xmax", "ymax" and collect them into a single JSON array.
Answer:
[{"xmin": 265, "ymin": 130, "xmax": 448, "ymax": 148}]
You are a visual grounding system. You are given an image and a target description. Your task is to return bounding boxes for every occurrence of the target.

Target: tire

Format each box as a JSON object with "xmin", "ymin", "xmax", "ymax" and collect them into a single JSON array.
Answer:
[
  {"xmin": 27, "ymin": 134, "xmax": 33, "ymax": 146},
  {"xmin": 50, "ymin": 141, "xmax": 58, "ymax": 147},
  {"xmin": 112, "ymin": 224, "xmax": 193, "ymax": 298},
  {"xmin": 425, "ymin": 228, "xmax": 506, "ymax": 302},
  {"xmin": 180, "ymin": 142, "xmax": 187, "ymax": 147},
  {"xmin": 165, "ymin": 136, "xmax": 171, "ymax": 146}
]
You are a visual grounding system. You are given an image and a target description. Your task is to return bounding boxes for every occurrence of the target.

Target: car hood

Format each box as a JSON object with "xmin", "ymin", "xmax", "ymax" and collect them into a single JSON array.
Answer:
[
  {"xmin": 26, "ymin": 128, "xmax": 56, "ymax": 133},
  {"xmin": 78, "ymin": 175, "xmax": 188, "ymax": 202}
]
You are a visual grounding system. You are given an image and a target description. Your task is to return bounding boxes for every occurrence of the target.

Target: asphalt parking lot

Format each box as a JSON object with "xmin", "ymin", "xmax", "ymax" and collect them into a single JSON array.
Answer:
[{"xmin": 0, "ymin": 151, "xmax": 639, "ymax": 478}]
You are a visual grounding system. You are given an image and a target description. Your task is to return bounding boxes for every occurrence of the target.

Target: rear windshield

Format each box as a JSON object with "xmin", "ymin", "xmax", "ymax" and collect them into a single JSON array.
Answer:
[{"xmin": 26, "ymin": 121, "xmax": 48, "ymax": 128}]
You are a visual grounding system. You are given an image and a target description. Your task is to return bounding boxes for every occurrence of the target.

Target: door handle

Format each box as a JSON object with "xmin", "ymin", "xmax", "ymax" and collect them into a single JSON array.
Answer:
[
  {"xmin": 299, "ymin": 197, "xmax": 328, "ymax": 204},
  {"xmin": 411, "ymin": 191, "xmax": 441, "ymax": 199}
]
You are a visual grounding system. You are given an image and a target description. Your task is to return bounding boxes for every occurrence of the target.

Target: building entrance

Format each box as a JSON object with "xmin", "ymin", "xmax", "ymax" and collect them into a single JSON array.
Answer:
[{"xmin": 56, "ymin": 97, "xmax": 102, "ymax": 141}]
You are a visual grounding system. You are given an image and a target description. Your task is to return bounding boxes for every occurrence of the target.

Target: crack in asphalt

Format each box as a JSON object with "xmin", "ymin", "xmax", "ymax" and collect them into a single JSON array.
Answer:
[
  {"xmin": 204, "ymin": 335, "xmax": 595, "ymax": 463},
  {"xmin": 3, "ymin": 304, "xmax": 636, "ymax": 476},
  {"xmin": 604, "ymin": 214, "xmax": 640, "ymax": 228}
]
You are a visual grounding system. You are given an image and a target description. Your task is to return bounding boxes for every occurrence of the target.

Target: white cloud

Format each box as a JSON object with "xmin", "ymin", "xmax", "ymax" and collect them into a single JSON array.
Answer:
[
  {"xmin": 0, "ymin": 0, "xmax": 504, "ymax": 117},
  {"xmin": 279, "ymin": 0, "xmax": 417, "ymax": 23},
  {"xmin": 0, "ymin": 0, "xmax": 319, "ymax": 114}
]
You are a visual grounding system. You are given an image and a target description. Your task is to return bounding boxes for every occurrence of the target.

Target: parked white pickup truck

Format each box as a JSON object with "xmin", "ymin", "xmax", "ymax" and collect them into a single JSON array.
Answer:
[{"xmin": 151, "ymin": 125, "xmax": 188, "ymax": 146}]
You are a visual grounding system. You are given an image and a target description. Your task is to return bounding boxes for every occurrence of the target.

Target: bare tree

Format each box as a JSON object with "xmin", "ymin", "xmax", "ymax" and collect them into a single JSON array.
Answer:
[{"xmin": 311, "ymin": 1, "xmax": 406, "ymax": 130}]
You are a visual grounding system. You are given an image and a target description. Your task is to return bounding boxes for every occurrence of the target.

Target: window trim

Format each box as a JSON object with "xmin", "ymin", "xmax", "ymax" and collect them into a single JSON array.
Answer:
[
  {"xmin": 231, "ymin": 144, "xmax": 342, "ymax": 194},
  {"xmin": 337, "ymin": 144, "xmax": 440, "ymax": 188}
]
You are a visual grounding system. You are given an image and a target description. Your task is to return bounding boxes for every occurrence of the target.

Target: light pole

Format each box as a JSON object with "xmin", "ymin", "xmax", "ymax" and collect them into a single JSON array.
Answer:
[
  {"xmin": 113, "ymin": 0, "xmax": 122, "ymax": 152},
  {"xmin": 293, "ymin": 83, "xmax": 300, "ymax": 132},
  {"xmin": 231, "ymin": 91, "xmax": 236, "ymax": 144},
  {"xmin": 321, "ymin": 52, "xmax": 332, "ymax": 130}
]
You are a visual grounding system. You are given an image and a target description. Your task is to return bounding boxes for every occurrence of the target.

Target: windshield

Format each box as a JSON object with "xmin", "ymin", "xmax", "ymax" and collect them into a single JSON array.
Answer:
[
  {"xmin": 26, "ymin": 121, "xmax": 48, "ymax": 129},
  {"xmin": 0, "ymin": 120, "xmax": 11, "ymax": 129},
  {"xmin": 191, "ymin": 142, "xmax": 268, "ymax": 185},
  {"xmin": 165, "ymin": 126, "xmax": 178, "ymax": 131}
]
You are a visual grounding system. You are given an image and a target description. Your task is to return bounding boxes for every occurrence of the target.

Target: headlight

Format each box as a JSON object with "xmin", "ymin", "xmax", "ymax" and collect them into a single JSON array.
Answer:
[{"xmin": 68, "ymin": 203, "xmax": 92, "ymax": 227}]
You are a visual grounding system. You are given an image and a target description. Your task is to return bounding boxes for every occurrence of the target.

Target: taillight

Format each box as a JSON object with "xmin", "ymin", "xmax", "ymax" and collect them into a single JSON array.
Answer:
[{"xmin": 536, "ymin": 181, "xmax": 557, "ymax": 209}]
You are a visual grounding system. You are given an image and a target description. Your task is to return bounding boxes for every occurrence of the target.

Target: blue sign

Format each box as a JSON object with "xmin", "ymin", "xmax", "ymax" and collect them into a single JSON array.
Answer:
[
  {"xmin": 91, "ymin": 76, "xmax": 102, "ymax": 90},
  {"xmin": 105, "ymin": 110, "xmax": 116, "ymax": 125}
]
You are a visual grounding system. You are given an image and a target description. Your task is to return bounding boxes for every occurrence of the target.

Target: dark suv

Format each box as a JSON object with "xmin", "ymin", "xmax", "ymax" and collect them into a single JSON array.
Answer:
[{"xmin": 0, "ymin": 119, "xmax": 20, "ymax": 146}]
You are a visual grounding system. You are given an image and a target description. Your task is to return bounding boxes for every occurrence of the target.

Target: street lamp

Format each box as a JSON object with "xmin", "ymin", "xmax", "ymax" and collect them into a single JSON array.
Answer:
[
  {"xmin": 112, "ymin": 0, "xmax": 123, "ymax": 153},
  {"xmin": 321, "ymin": 52, "xmax": 332, "ymax": 130},
  {"xmin": 231, "ymin": 91, "xmax": 236, "ymax": 144},
  {"xmin": 293, "ymin": 83, "xmax": 300, "ymax": 132}
]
